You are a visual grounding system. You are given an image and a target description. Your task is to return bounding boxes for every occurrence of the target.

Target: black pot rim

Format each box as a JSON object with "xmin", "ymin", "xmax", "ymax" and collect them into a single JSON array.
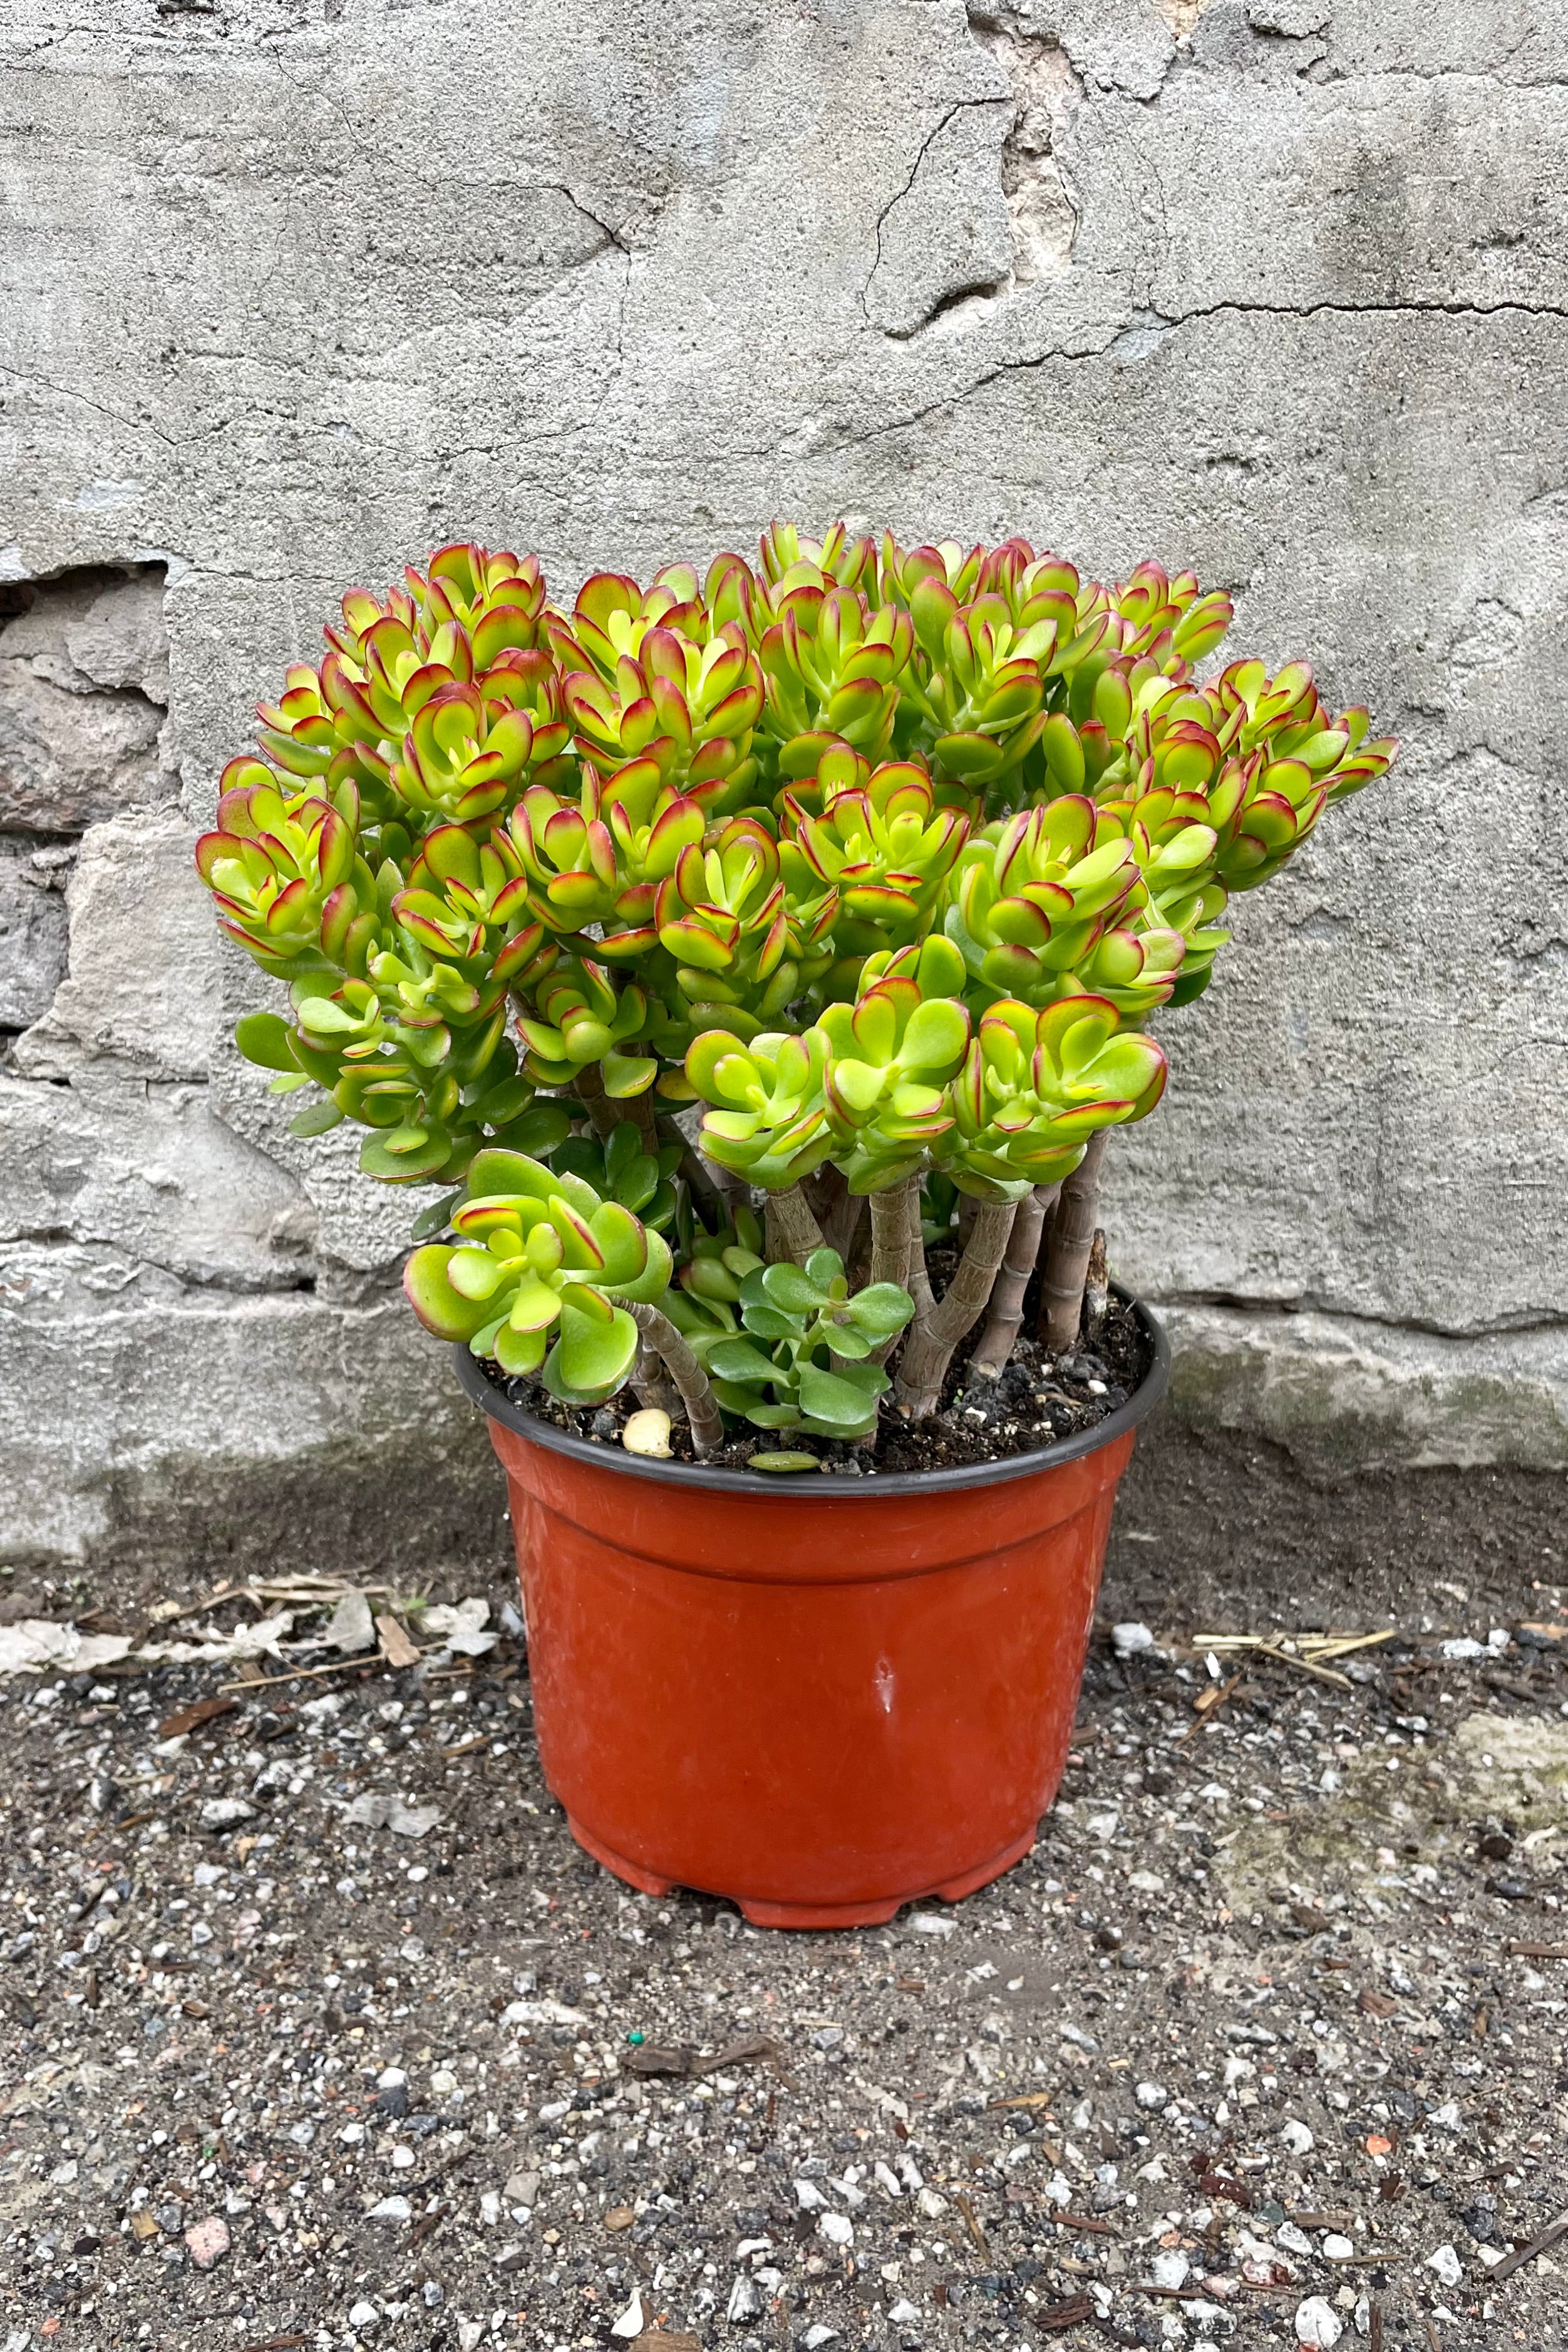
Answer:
[{"xmin": 453, "ymin": 1284, "xmax": 1169, "ymax": 1500}]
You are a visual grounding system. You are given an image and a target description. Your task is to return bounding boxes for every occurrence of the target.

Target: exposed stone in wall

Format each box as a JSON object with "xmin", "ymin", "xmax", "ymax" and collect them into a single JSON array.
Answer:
[
  {"xmin": 0, "ymin": 571, "xmax": 168, "ymax": 832},
  {"xmin": 13, "ymin": 813, "xmax": 224, "ymax": 1082},
  {"xmin": 0, "ymin": 0, "xmax": 1564, "ymax": 1574},
  {"xmin": 0, "ymin": 838, "xmax": 68, "ymax": 1026},
  {"xmin": 969, "ymin": 14, "xmax": 1082, "ymax": 287}
]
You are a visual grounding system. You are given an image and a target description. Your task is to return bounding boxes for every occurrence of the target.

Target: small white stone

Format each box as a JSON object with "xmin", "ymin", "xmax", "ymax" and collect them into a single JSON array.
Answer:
[
  {"xmin": 887, "ymin": 2302, "xmax": 919, "ymax": 2326},
  {"xmin": 1294, "ymin": 2299, "xmax": 1342, "ymax": 2348},
  {"xmin": 1426, "ymin": 2243, "xmax": 1463, "ymax": 2288},
  {"xmin": 1152, "ymin": 2251, "xmax": 1189, "ymax": 2290},
  {"xmin": 1135, "ymin": 2080, "xmax": 1168, "ymax": 2112},
  {"xmin": 1323, "ymin": 2234, "xmax": 1354, "ymax": 2261},
  {"xmin": 621, "ymin": 1408, "xmax": 674, "ymax": 1458},
  {"xmin": 794, "ymin": 2178, "xmax": 827, "ymax": 2210},
  {"xmin": 389, "ymin": 2145, "xmax": 415, "ymax": 2170},
  {"xmin": 1281, "ymin": 2118, "xmax": 1316, "ymax": 2156},
  {"xmin": 199, "ymin": 1798, "xmax": 255, "ymax": 1833},
  {"xmin": 1112, "ymin": 1621, "xmax": 1155, "ymax": 1657},
  {"xmin": 818, "ymin": 2210, "xmax": 854, "ymax": 2247},
  {"xmin": 348, "ymin": 2303, "xmax": 380, "ymax": 2333},
  {"xmin": 368, "ymin": 2197, "xmax": 411, "ymax": 2222},
  {"xmin": 726, "ymin": 2274, "xmax": 763, "ymax": 2321},
  {"xmin": 609, "ymin": 2287, "xmax": 645, "ymax": 2339}
]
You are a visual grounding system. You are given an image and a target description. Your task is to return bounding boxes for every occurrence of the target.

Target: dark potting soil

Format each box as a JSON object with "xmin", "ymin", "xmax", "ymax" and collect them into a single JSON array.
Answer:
[{"xmin": 482, "ymin": 1261, "xmax": 1152, "ymax": 1479}]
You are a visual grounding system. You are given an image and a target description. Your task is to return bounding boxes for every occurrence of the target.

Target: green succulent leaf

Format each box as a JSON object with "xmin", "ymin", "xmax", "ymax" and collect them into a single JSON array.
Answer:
[
  {"xmin": 544, "ymin": 1302, "xmax": 640, "ymax": 1403},
  {"xmin": 760, "ymin": 1262, "xmax": 830, "ymax": 1315},
  {"xmin": 235, "ymin": 1011, "xmax": 301, "ymax": 1072},
  {"xmin": 410, "ymin": 1188, "xmax": 464, "ymax": 1244},
  {"xmin": 403, "ymin": 1244, "xmax": 492, "ymax": 1341},
  {"xmin": 361, "ymin": 1133, "xmax": 450, "ymax": 1181},
  {"xmin": 707, "ymin": 1338, "xmax": 786, "ymax": 1387},
  {"xmin": 289, "ymin": 1096, "xmax": 346, "ymax": 1138},
  {"xmin": 844, "ymin": 1281, "xmax": 916, "ymax": 1338},
  {"xmin": 797, "ymin": 1362, "xmax": 882, "ymax": 1428}
]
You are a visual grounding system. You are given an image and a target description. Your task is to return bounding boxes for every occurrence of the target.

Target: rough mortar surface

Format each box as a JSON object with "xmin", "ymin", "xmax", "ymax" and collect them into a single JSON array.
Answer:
[{"xmin": 1, "ymin": 0, "xmax": 1565, "ymax": 1571}]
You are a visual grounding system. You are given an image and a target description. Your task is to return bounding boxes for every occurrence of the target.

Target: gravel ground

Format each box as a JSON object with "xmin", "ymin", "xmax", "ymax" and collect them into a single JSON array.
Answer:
[{"xmin": 3, "ymin": 1579, "xmax": 1567, "ymax": 2352}]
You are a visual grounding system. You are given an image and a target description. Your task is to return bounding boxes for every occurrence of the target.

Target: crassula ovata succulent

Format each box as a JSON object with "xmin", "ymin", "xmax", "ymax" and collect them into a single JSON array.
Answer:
[{"xmin": 197, "ymin": 529, "xmax": 1395, "ymax": 1460}]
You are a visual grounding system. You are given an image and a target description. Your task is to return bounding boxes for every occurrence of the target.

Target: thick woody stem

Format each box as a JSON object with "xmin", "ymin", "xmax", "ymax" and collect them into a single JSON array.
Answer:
[
  {"xmin": 865, "ymin": 1176, "xmax": 916, "ymax": 1375},
  {"xmin": 631, "ymin": 1340, "xmax": 680, "ymax": 1420},
  {"xmin": 805, "ymin": 1162, "xmax": 847, "ymax": 1240},
  {"xmin": 677, "ymin": 1145, "xmax": 723, "ymax": 1211},
  {"xmin": 1039, "ymin": 1130, "xmax": 1109, "ymax": 1353},
  {"xmin": 892, "ymin": 1198, "xmax": 1018, "ymax": 1420},
  {"xmin": 827, "ymin": 1188, "xmax": 866, "ymax": 1266},
  {"xmin": 904, "ymin": 1177, "xmax": 936, "ymax": 1320},
  {"xmin": 1084, "ymin": 1227, "xmax": 1109, "ymax": 1337},
  {"xmin": 765, "ymin": 1182, "xmax": 825, "ymax": 1267},
  {"xmin": 572, "ymin": 1060, "xmax": 621, "ymax": 1142},
  {"xmin": 629, "ymin": 1303, "xmax": 723, "ymax": 1459},
  {"xmin": 868, "ymin": 1179, "xmax": 912, "ymax": 1292},
  {"xmin": 622, "ymin": 1085, "xmax": 661, "ymax": 1153},
  {"xmin": 969, "ymin": 1184, "xmax": 1059, "ymax": 1380}
]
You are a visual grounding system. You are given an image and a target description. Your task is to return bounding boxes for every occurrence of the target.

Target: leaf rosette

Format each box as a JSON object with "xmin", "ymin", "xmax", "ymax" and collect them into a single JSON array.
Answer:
[{"xmin": 402, "ymin": 1147, "xmax": 672, "ymax": 1398}]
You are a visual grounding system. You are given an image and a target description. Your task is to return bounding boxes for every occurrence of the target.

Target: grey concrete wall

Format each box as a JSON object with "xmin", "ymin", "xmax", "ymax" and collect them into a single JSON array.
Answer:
[{"xmin": 1, "ymin": 0, "xmax": 1565, "ymax": 1574}]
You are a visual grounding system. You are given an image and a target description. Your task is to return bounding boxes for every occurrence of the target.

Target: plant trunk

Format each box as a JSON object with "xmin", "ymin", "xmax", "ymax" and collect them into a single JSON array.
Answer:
[
  {"xmin": 765, "ymin": 1182, "xmax": 825, "ymax": 1267},
  {"xmin": 865, "ymin": 1176, "xmax": 917, "ymax": 1376},
  {"xmin": 1039, "ymin": 1130, "xmax": 1108, "ymax": 1354},
  {"xmin": 631, "ymin": 1340, "xmax": 680, "ymax": 1420},
  {"xmin": 969, "ymin": 1184, "xmax": 1058, "ymax": 1379},
  {"xmin": 868, "ymin": 1179, "xmax": 911, "ymax": 1292},
  {"xmin": 572, "ymin": 1060, "xmax": 621, "ymax": 1142},
  {"xmin": 622, "ymin": 1085, "xmax": 661, "ymax": 1153},
  {"xmin": 805, "ymin": 1161, "xmax": 847, "ymax": 1236},
  {"xmin": 676, "ymin": 1143, "xmax": 723, "ymax": 1212},
  {"xmin": 828, "ymin": 1188, "xmax": 867, "ymax": 1266},
  {"xmin": 1084, "ymin": 1227, "xmax": 1109, "ymax": 1338},
  {"xmin": 628, "ymin": 1303, "xmax": 724, "ymax": 1458},
  {"xmin": 892, "ymin": 1198, "xmax": 1017, "ymax": 1421},
  {"xmin": 904, "ymin": 1176, "xmax": 936, "ymax": 1319}
]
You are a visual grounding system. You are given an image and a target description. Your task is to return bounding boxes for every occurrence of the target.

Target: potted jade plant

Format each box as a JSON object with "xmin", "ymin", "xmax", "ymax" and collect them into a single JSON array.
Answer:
[{"xmin": 197, "ymin": 527, "xmax": 1395, "ymax": 1927}]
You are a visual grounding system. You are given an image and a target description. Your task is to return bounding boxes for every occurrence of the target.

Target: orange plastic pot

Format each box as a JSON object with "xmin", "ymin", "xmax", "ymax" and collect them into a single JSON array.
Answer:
[{"xmin": 456, "ymin": 1297, "xmax": 1167, "ymax": 1930}]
